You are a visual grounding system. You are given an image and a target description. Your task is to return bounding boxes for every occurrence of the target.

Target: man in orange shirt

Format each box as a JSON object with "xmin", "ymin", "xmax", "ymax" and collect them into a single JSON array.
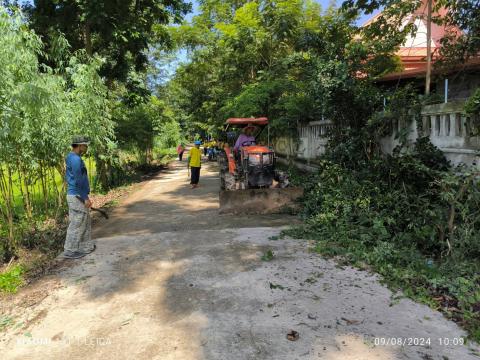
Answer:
[{"xmin": 177, "ymin": 143, "xmax": 185, "ymax": 161}]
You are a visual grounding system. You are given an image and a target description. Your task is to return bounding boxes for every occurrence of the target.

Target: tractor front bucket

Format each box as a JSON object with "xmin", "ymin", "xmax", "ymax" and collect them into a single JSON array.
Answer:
[{"xmin": 219, "ymin": 187, "xmax": 304, "ymax": 215}]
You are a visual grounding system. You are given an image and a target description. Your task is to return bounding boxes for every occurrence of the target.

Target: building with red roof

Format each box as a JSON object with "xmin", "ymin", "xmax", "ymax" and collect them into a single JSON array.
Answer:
[{"xmin": 365, "ymin": 0, "xmax": 480, "ymax": 100}]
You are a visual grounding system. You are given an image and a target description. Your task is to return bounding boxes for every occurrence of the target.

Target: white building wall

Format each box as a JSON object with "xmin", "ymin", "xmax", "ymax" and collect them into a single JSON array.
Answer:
[
  {"xmin": 274, "ymin": 101, "xmax": 480, "ymax": 170},
  {"xmin": 274, "ymin": 119, "xmax": 332, "ymax": 162},
  {"xmin": 384, "ymin": 101, "xmax": 480, "ymax": 169}
]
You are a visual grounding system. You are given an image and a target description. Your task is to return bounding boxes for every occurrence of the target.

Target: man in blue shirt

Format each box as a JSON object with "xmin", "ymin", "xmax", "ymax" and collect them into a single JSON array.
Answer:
[{"xmin": 63, "ymin": 136, "xmax": 96, "ymax": 259}]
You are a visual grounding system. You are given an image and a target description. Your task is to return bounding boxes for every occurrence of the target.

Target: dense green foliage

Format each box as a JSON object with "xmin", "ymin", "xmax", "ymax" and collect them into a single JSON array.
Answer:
[
  {"xmin": 0, "ymin": 8, "xmax": 113, "ymax": 258},
  {"xmin": 23, "ymin": 0, "xmax": 191, "ymax": 84},
  {"xmin": 0, "ymin": 3, "xmax": 187, "ymax": 263},
  {"xmin": 163, "ymin": 0, "xmax": 480, "ymax": 342},
  {"xmin": 114, "ymin": 95, "xmax": 180, "ymax": 164},
  {"xmin": 284, "ymin": 135, "xmax": 480, "ymax": 341},
  {"xmin": 0, "ymin": 264, "xmax": 24, "ymax": 293},
  {"xmin": 166, "ymin": 0, "xmax": 401, "ymax": 137},
  {"xmin": 20, "ymin": 0, "xmax": 190, "ymax": 190},
  {"xmin": 0, "ymin": 0, "xmax": 478, "ymax": 342},
  {"xmin": 166, "ymin": 0, "xmax": 480, "ymax": 139}
]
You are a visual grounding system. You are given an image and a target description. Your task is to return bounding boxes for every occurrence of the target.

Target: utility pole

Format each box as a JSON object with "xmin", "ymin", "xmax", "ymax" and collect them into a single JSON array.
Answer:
[{"xmin": 425, "ymin": 0, "xmax": 432, "ymax": 95}]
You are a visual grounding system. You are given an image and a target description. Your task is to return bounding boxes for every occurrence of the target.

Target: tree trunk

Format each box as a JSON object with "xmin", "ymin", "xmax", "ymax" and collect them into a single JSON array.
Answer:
[
  {"xmin": 54, "ymin": 166, "xmax": 66, "ymax": 221},
  {"xmin": 94, "ymin": 154, "xmax": 110, "ymax": 191},
  {"xmin": 16, "ymin": 164, "xmax": 32, "ymax": 222},
  {"xmin": 40, "ymin": 163, "xmax": 49, "ymax": 214},
  {"xmin": 0, "ymin": 166, "xmax": 16, "ymax": 257},
  {"xmin": 84, "ymin": 21, "xmax": 93, "ymax": 56}
]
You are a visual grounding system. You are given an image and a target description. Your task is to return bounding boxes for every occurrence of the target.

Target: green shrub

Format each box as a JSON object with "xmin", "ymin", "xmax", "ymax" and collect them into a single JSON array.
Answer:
[
  {"xmin": 155, "ymin": 121, "xmax": 183, "ymax": 150},
  {"xmin": 285, "ymin": 135, "xmax": 480, "ymax": 341},
  {"xmin": 0, "ymin": 264, "xmax": 25, "ymax": 293}
]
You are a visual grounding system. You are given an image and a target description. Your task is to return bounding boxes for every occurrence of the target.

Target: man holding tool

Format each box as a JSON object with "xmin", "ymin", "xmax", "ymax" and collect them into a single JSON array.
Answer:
[{"xmin": 63, "ymin": 136, "xmax": 96, "ymax": 259}]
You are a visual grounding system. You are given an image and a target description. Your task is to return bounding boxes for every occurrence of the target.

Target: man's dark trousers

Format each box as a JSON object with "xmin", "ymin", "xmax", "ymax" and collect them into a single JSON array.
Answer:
[{"xmin": 190, "ymin": 166, "xmax": 200, "ymax": 184}]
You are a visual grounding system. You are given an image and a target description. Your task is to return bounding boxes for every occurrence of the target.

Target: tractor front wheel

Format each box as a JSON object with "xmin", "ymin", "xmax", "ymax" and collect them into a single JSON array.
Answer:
[
  {"xmin": 224, "ymin": 172, "xmax": 236, "ymax": 191},
  {"xmin": 220, "ymin": 170, "xmax": 226, "ymax": 190}
]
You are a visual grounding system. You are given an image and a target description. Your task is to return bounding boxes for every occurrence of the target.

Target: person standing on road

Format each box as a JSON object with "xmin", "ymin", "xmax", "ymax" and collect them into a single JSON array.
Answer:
[
  {"xmin": 63, "ymin": 136, "xmax": 96, "ymax": 259},
  {"xmin": 177, "ymin": 143, "xmax": 185, "ymax": 161},
  {"xmin": 188, "ymin": 140, "xmax": 202, "ymax": 189}
]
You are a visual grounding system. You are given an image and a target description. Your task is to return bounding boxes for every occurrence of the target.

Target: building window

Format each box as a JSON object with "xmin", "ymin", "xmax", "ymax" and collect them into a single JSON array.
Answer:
[
  {"xmin": 435, "ymin": 115, "xmax": 441, "ymax": 136},
  {"xmin": 445, "ymin": 114, "xmax": 450, "ymax": 136}
]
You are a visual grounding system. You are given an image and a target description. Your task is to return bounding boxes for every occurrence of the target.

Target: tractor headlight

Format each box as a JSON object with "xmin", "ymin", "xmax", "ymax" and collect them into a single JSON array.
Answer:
[
  {"xmin": 262, "ymin": 154, "xmax": 272, "ymax": 165},
  {"xmin": 249, "ymin": 154, "xmax": 261, "ymax": 165},
  {"xmin": 248, "ymin": 153, "xmax": 272, "ymax": 165}
]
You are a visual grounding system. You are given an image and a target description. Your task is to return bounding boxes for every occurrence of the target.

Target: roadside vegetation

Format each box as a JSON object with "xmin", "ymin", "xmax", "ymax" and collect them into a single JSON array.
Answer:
[
  {"xmin": 1, "ymin": 0, "xmax": 479, "ymax": 343},
  {"xmin": 164, "ymin": 0, "xmax": 480, "ymax": 342},
  {"xmin": 0, "ymin": 1, "xmax": 189, "ymax": 291},
  {"xmin": 284, "ymin": 134, "xmax": 480, "ymax": 342}
]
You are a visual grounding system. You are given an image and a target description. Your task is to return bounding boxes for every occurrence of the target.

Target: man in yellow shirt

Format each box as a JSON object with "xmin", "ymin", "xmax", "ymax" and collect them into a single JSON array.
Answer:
[{"xmin": 188, "ymin": 140, "xmax": 202, "ymax": 188}]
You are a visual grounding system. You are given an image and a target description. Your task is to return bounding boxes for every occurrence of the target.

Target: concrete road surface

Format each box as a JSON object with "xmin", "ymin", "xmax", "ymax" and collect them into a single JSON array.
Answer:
[{"xmin": 1, "ymin": 161, "xmax": 479, "ymax": 360}]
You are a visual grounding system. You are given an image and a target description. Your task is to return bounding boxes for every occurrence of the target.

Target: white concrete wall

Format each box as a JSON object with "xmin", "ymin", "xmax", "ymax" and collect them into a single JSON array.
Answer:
[
  {"xmin": 274, "ymin": 136, "xmax": 297, "ymax": 158},
  {"xmin": 274, "ymin": 120, "xmax": 332, "ymax": 162},
  {"xmin": 274, "ymin": 101, "xmax": 479, "ymax": 170},
  {"xmin": 381, "ymin": 101, "xmax": 480, "ymax": 169},
  {"xmin": 422, "ymin": 102, "xmax": 480, "ymax": 168},
  {"xmin": 379, "ymin": 119, "xmax": 418, "ymax": 154}
]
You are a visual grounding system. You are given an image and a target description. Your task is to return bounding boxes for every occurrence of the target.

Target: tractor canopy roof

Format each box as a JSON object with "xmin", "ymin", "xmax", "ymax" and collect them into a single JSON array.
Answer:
[{"xmin": 225, "ymin": 117, "xmax": 268, "ymax": 126}]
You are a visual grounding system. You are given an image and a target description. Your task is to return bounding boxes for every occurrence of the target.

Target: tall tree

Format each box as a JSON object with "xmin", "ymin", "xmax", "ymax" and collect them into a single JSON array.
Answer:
[
  {"xmin": 166, "ymin": 0, "xmax": 400, "ymax": 136},
  {"xmin": 24, "ymin": 0, "xmax": 191, "ymax": 85},
  {"xmin": 23, "ymin": 0, "xmax": 191, "ymax": 190}
]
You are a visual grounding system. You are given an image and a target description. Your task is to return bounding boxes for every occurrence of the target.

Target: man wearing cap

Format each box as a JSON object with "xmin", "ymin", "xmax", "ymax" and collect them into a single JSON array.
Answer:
[
  {"xmin": 233, "ymin": 125, "xmax": 256, "ymax": 152},
  {"xmin": 188, "ymin": 141, "xmax": 202, "ymax": 189},
  {"xmin": 63, "ymin": 136, "xmax": 96, "ymax": 259}
]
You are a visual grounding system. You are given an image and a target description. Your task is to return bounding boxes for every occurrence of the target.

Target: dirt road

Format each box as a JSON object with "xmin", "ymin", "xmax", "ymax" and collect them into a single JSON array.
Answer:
[{"xmin": 1, "ymin": 161, "xmax": 479, "ymax": 360}]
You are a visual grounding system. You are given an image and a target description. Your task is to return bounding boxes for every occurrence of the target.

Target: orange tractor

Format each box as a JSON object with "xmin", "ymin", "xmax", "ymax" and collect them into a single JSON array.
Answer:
[
  {"xmin": 217, "ymin": 117, "xmax": 302, "ymax": 214},
  {"xmin": 218, "ymin": 117, "xmax": 288, "ymax": 190}
]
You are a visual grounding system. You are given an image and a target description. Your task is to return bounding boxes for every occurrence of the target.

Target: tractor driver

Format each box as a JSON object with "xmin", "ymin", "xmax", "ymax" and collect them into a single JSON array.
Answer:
[{"xmin": 233, "ymin": 125, "xmax": 256, "ymax": 152}]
